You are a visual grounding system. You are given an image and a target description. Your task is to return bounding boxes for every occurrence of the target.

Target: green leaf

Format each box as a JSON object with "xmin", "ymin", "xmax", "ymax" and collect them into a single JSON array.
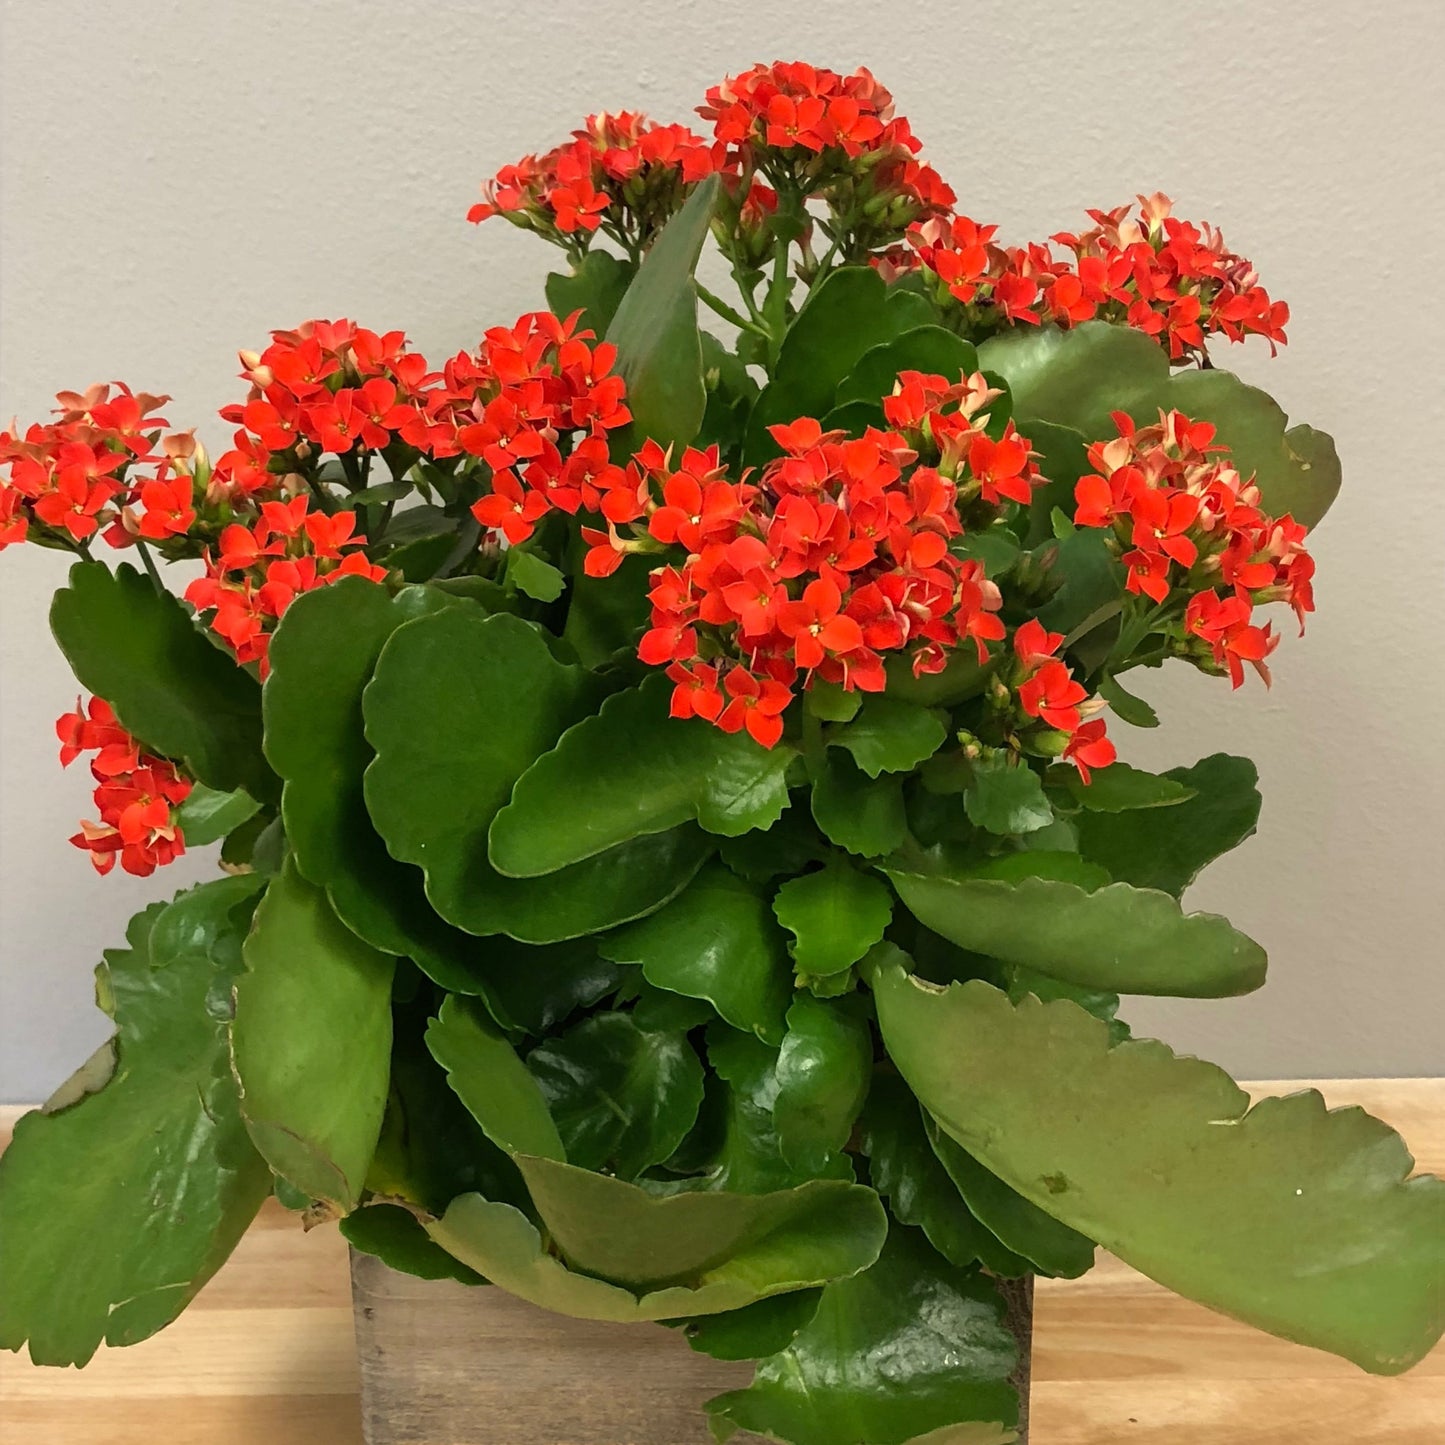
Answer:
[
  {"xmin": 700, "ymin": 1029, "xmax": 831, "ymax": 1193},
  {"xmin": 835, "ymin": 326, "xmax": 980, "ymax": 405},
  {"xmin": 682, "ymin": 1289, "xmax": 823, "ymax": 1361},
  {"xmin": 716, "ymin": 803, "xmax": 827, "ymax": 882},
  {"xmin": 600, "ymin": 864, "xmax": 792, "ymax": 1044},
  {"xmin": 0, "ymin": 878, "xmax": 270, "ymax": 1366},
  {"xmin": 364, "ymin": 610, "xmax": 711, "ymax": 940},
  {"xmin": 979, "ymin": 322, "xmax": 1341, "ymax": 528},
  {"xmin": 773, "ymin": 863, "xmax": 894, "ymax": 978},
  {"xmin": 1019, "ymin": 420, "xmax": 1091, "ymax": 547},
  {"xmin": 1097, "ymin": 671, "xmax": 1160, "ymax": 728},
  {"xmin": 606, "ymin": 174, "xmax": 720, "ymax": 450},
  {"xmin": 829, "ymin": 696, "xmax": 948, "ymax": 778},
  {"xmin": 774, "ymin": 996, "xmax": 873, "ymax": 1174},
  {"xmin": 812, "ymin": 751, "xmax": 907, "ymax": 858},
  {"xmin": 746, "ymin": 268, "xmax": 927, "ymax": 465},
  {"xmin": 367, "ymin": 997, "xmax": 529, "ymax": 1214},
  {"xmin": 527, "ymin": 1012, "xmax": 704, "ymax": 1179},
  {"xmin": 887, "ymin": 867, "xmax": 1266, "ymax": 998},
  {"xmin": 505, "ymin": 548, "xmax": 566, "ymax": 603},
  {"xmin": 264, "ymin": 580, "xmax": 498, "ymax": 988},
  {"xmin": 924, "ymin": 1119, "xmax": 1094, "ymax": 1279},
  {"xmin": 489, "ymin": 675, "xmax": 794, "ymax": 875},
  {"xmin": 1075, "ymin": 752, "xmax": 1261, "ymax": 897},
  {"xmin": 706, "ymin": 1224, "xmax": 1020, "ymax": 1445},
  {"xmin": 425, "ymin": 994, "xmax": 565, "ymax": 1162},
  {"xmin": 172, "ymin": 782, "xmax": 262, "ymax": 846},
  {"xmin": 964, "ymin": 762, "xmax": 1054, "ymax": 836},
  {"xmin": 233, "ymin": 861, "xmax": 396, "ymax": 1212},
  {"xmin": 1058, "ymin": 760, "xmax": 1195, "ymax": 812},
  {"xmin": 859, "ymin": 1072, "xmax": 1031, "ymax": 1277},
  {"xmin": 50, "ymin": 562, "xmax": 273, "ymax": 800},
  {"xmin": 516, "ymin": 1153, "xmax": 886, "ymax": 1294},
  {"xmin": 546, "ymin": 248, "xmax": 637, "ymax": 335},
  {"xmin": 805, "ymin": 677, "xmax": 863, "ymax": 723},
  {"xmin": 462, "ymin": 935, "xmax": 622, "ymax": 1038},
  {"xmin": 871, "ymin": 967, "xmax": 1445, "ymax": 1375},
  {"xmin": 426, "ymin": 1181, "xmax": 882, "ymax": 1323},
  {"xmin": 340, "ymin": 1203, "xmax": 485, "ymax": 1285}
]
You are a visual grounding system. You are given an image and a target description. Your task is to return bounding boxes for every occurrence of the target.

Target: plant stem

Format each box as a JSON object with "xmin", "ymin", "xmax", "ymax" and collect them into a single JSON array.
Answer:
[
  {"xmin": 697, "ymin": 284, "xmax": 768, "ymax": 337},
  {"xmin": 134, "ymin": 539, "xmax": 165, "ymax": 593},
  {"xmin": 801, "ymin": 705, "xmax": 826, "ymax": 781}
]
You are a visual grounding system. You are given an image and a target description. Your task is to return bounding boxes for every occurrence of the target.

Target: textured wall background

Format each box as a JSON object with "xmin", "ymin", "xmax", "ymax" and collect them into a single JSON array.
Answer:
[{"xmin": 2, "ymin": 0, "xmax": 1442, "ymax": 1101}]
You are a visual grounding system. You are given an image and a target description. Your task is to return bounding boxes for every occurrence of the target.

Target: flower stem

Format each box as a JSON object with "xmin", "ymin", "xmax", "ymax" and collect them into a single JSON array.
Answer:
[
  {"xmin": 135, "ymin": 539, "xmax": 165, "ymax": 593},
  {"xmin": 697, "ymin": 284, "xmax": 768, "ymax": 337}
]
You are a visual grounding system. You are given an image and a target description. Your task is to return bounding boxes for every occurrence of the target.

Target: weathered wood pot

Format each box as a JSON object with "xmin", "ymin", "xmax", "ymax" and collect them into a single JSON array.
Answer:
[{"xmin": 350, "ymin": 1250, "xmax": 1033, "ymax": 1444}]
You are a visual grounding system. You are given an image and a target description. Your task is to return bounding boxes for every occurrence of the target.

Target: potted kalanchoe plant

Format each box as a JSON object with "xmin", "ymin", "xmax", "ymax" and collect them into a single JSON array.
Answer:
[{"xmin": 1, "ymin": 59, "xmax": 1440, "ymax": 1445}]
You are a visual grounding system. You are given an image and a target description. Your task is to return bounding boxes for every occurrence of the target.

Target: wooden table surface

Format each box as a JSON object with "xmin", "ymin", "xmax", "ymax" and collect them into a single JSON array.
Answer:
[{"xmin": 2, "ymin": 1080, "xmax": 1442, "ymax": 1444}]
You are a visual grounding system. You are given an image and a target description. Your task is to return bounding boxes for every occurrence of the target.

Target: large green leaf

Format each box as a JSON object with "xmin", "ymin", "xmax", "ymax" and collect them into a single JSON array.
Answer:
[
  {"xmin": 232, "ymin": 861, "xmax": 395, "ymax": 1212},
  {"xmin": 49, "ymin": 561, "xmax": 273, "ymax": 800},
  {"xmin": 516, "ymin": 1152, "xmax": 886, "ymax": 1293},
  {"xmin": 546, "ymin": 248, "xmax": 636, "ymax": 336},
  {"xmin": 859, "ymin": 1072, "xmax": 1031, "ymax": 1277},
  {"xmin": 171, "ymin": 782, "xmax": 262, "ymax": 846},
  {"xmin": 706, "ymin": 1224, "xmax": 1020, "ymax": 1445},
  {"xmin": 978, "ymin": 322, "xmax": 1341, "ymax": 528},
  {"xmin": 264, "ymin": 578, "xmax": 497, "ymax": 988},
  {"xmin": 773, "ymin": 862, "xmax": 894, "ymax": 978},
  {"xmin": 924, "ymin": 1119, "xmax": 1094, "ymax": 1279},
  {"xmin": 964, "ymin": 761, "xmax": 1054, "ymax": 836},
  {"xmin": 599, "ymin": 863, "xmax": 792, "ymax": 1043},
  {"xmin": 773, "ymin": 996, "xmax": 873, "ymax": 1175},
  {"xmin": 746, "ymin": 268, "xmax": 928, "ymax": 464},
  {"xmin": 887, "ymin": 867, "xmax": 1267, "ymax": 998},
  {"xmin": 1075, "ymin": 752, "xmax": 1261, "ymax": 896},
  {"xmin": 527, "ymin": 1012, "xmax": 704, "ymax": 1179},
  {"xmin": 606, "ymin": 174, "xmax": 720, "ymax": 450},
  {"xmin": 488, "ymin": 675, "xmax": 794, "ymax": 875},
  {"xmin": 872, "ymin": 966, "xmax": 1445, "ymax": 1374},
  {"xmin": 424, "ymin": 994, "xmax": 565, "ymax": 1162},
  {"xmin": 363, "ymin": 609, "xmax": 710, "ymax": 940},
  {"xmin": 0, "ymin": 878, "xmax": 271, "ymax": 1366},
  {"xmin": 427, "ymin": 1180, "xmax": 881, "ymax": 1323},
  {"xmin": 1057, "ymin": 760, "xmax": 1195, "ymax": 812}
]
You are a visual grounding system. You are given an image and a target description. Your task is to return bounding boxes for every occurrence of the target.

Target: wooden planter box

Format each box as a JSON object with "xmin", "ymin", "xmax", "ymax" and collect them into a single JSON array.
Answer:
[{"xmin": 350, "ymin": 1249, "xmax": 1033, "ymax": 1444}]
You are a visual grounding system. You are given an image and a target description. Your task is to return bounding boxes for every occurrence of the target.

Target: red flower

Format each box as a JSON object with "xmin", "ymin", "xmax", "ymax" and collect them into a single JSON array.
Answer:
[
  {"xmin": 1063, "ymin": 719, "xmax": 1117, "ymax": 784},
  {"xmin": 717, "ymin": 666, "xmax": 791, "ymax": 748}
]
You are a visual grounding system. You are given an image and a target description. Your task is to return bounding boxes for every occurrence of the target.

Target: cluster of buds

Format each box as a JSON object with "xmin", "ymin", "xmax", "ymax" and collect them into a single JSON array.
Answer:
[
  {"xmin": 903, "ymin": 194, "xmax": 1288, "ymax": 361},
  {"xmin": 468, "ymin": 112, "xmax": 719, "ymax": 259},
  {"xmin": 184, "ymin": 496, "xmax": 385, "ymax": 675},
  {"xmin": 0, "ymin": 384, "xmax": 186, "ymax": 551},
  {"xmin": 56, "ymin": 697, "xmax": 191, "ymax": 876},
  {"xmin": 1073, "ymin": 409, "xmax": 1314, "ymax": 687}
]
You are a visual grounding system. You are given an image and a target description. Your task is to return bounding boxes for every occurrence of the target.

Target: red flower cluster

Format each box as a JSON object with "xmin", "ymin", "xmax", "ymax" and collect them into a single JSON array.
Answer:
[
  {"xmin": 219, "ymin": 318, "xmax": 438, "ymax": 490},
  {"xmin": 701, "ymin": 62, "xmax": 953, "ymax": 251},
  {"xmin": 0, "ymin": 384, "xmax": 178, "ymax": 549},
  {"xmin": 185, "ymin": 496, "xmax": 385, "ymax": 675},
  {"xmin": 57, "ymin": 697, "xmax": 191, "ymax": 876},
  {"xmin": 906, "ymin": 193, "xmax": 1288, "ymax": 360},
  {"xmin": 469, "ymin": 112, "xmax": 719, "ymax": 254},
  {"xmin": 559, "ymin": 370, "xmax": 1039, "ymax": 747},
  {"xmin": 459, "ymin": 312, "xmax": 632, "ymax": 541},
  {"xmin": 1007, "ymin": 620, "xmax": 1116, "ymax": 783},
  {"xmin": 1073, "ymin": 409, "xmax": 1314, "ymax": 687}
]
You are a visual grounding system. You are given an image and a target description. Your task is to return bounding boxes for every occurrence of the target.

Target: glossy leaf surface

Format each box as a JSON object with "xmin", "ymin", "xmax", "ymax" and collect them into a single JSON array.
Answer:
[
  {"xmin": 489, "ymin": 675, "xmax": 793, "ymax": 875},
  {"xmin": 0, "ymin": 878, "xmax": 271, "ymax": 1366},
  {"xmin": 706, "ymin": 1224, "xmax": 1019, "ymax": 1445},
  {"xmin": 233, "ymin": 862, "xmax": 395, "ymax": 1212}
]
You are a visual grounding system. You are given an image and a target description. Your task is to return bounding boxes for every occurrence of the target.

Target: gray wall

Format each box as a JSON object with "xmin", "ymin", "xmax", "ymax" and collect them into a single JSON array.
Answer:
[{"xmin": 2, "ymin": 1, "xmax": 1442, "ymax": 1101}]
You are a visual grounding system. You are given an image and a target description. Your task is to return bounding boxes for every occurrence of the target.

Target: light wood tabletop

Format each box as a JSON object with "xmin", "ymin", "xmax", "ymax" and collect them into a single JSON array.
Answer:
[{"xmin": 2, "ymin": 1079, "xmax": 1442, "ymax": 1444}]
